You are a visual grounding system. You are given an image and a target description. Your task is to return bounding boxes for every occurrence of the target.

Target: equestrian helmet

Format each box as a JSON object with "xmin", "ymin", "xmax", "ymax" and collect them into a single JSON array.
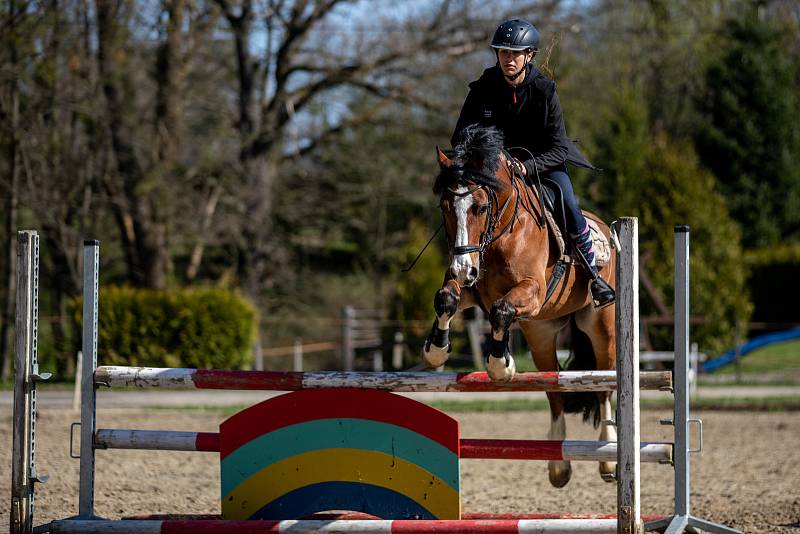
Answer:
[{"xmin": 490, "ymin": 19, "xmax": 540, "ymax": 51}]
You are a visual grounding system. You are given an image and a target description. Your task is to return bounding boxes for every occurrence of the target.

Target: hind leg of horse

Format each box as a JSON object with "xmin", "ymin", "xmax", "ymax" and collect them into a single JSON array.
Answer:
[
  {"xmin": 575, "ymin": 303, "xmax": 617, "ymax": 482},
  {"xmin": 597, "ymin": 390, "xmax": 617, "ymax": 481},
  {"xmin": 521, "ymin": 319, "xmax": 573, "ymax": 487},
  {"xmin": 423, "ymin": 281, "xmax": 477, "ymax": 368}
]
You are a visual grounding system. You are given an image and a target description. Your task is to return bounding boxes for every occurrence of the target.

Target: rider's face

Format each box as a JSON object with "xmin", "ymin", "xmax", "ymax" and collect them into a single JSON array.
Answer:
[{"xmin": 498, "ymin": 48, "xmax": 532, "ymax": 77}]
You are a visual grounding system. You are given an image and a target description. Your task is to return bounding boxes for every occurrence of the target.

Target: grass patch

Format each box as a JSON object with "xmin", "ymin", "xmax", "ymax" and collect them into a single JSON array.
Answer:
[
  {"xmin": 697, "ymin": 376, "xmax": 800, "ymax": 387},
  {"xmin": 687, "ymin": 396, "xmax": 800, "ymax": 412},
  {"xmin": 712, "ymin": 339, "xmax": 800, "ymax": 376}
]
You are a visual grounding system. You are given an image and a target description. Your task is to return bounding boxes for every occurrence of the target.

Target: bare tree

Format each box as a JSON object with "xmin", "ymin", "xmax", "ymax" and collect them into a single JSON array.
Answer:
[{"xmin": 211, "ymin": 0, "xmax": 558, "ymax": 299}]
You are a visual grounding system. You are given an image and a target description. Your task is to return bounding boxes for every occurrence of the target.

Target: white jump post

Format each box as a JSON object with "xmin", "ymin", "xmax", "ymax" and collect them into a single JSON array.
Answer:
[
  {"xmin": 615, "ymin": 217, "xmax": 641, "ymax": 534},
  {"xmin": 11, "ymin": 231, "xmax": 50, "ymax": 534}
]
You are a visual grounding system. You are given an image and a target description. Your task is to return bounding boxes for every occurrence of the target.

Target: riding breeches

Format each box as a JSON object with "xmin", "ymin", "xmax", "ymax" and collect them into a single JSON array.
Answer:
[{"xmin": 543, "ymin": 166, "xmax": 588, "ymax": 236}]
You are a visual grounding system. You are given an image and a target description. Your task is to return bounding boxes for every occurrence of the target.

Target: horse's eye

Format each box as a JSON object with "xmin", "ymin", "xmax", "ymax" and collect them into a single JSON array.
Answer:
[{"xmin": 477, "ymin": 205, "xmax": 488, "ymax": 214}]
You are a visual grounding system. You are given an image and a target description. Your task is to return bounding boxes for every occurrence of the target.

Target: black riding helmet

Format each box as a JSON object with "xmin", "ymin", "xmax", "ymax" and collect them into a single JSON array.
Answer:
[{"xmin": 490, "ymin": 19, "xmax": 540, "ymax": 52}]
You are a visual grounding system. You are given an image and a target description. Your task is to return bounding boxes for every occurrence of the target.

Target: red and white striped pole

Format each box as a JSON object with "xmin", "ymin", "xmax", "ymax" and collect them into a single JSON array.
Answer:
[
  {"xmin": 93, "ymin": 429, "xmax": 672, "ymax": 464},
  {"xmin": 93, "ymin": 367, "xmax": 672, "ymax": 392}
]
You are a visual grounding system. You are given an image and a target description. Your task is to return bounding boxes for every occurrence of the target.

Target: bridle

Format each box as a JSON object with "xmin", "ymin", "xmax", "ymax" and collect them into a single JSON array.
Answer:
[
  {"xmin": 401, "ymin": 152, "xmax": 544, "ymax": 275},
  {"xmin": 443, "ymin": 164, "xmax": 522, "ymax": 274}
]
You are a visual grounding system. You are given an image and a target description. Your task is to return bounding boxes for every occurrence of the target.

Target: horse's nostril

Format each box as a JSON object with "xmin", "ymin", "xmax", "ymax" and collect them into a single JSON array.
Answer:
[{"xmin": 468, "ymin": 266, "xmax": 479, "ymax": 279}]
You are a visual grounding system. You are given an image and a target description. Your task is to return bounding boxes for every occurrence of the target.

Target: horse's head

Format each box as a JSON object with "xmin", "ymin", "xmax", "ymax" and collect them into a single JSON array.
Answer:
[{"xmin": 434, "ymin": 125, "xmax": 509, "ymax": 287}]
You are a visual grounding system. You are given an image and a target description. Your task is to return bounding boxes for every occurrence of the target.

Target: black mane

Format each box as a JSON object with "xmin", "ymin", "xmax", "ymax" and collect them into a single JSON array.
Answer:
[{"xmin": 434, "ymin": 125, "xmax": 505, "ymax": 194}]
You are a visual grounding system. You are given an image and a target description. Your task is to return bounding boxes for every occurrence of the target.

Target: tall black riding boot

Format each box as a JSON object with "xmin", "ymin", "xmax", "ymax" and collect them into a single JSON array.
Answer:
[{"xmin": 589, "ymin": 268, "xmax": 616, "ymax": 308}]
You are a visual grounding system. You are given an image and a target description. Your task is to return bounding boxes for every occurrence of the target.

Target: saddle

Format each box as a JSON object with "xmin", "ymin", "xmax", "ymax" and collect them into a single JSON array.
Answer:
[{"xmin": 538, "ymin": 178, "xmax": 611, "ymax": 268}]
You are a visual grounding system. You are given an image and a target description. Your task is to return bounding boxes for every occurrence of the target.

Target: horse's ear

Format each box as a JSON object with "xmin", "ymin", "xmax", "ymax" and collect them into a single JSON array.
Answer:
[{"xmin": 436, "ymin": 146, "xmax": 453, "ymax": 168}]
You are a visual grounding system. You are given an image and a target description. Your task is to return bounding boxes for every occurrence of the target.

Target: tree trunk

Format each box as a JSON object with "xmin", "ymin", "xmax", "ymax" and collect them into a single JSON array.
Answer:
[
  {"xmin": 0, "ymin": 1, "xmax": 20, "ymax": 380},
  {"xmin": 95, "ymin": 0, "xmax": 172, "ymax": 289},
  {"xmin": 239, "ymin": 154, "xmax": 277, "ymax": 300},
  {"xmin": 0, "ymin": 146, "xmax": 18, "ymax": 381}
]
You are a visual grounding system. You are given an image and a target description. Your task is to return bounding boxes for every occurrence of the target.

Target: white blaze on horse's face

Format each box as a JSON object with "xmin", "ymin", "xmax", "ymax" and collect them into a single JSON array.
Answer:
[{"xmin": 450, "ymin": 185, "xmax": 480, "ymax": 286}]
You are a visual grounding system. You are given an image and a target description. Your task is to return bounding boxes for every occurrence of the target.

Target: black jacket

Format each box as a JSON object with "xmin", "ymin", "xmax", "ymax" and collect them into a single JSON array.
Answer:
[{"xmin": 452, "ymin": 65, "xmax": 593, "ymax": 174}]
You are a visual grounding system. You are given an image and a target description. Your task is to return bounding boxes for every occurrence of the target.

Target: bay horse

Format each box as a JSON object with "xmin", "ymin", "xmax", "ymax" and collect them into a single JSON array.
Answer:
[{"xmin": 423, "ymin": 125, "xmax": 617, "ymax": 487}]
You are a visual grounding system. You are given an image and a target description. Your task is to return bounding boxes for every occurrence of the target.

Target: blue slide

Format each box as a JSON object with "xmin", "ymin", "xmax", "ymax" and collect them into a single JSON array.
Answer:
[{"xmin": 701, "ymin": 327, "xmax": 800, "ymax": 372}]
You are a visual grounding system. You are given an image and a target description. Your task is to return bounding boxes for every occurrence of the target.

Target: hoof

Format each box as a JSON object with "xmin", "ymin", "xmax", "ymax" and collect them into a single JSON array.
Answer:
[
  {"xmin": 599, "ymin": 461, "xmax": 616, "ymax": 482},
  {"xmin": 548, "ymin": 460, "xmax": 572, "ymax": 488},
  {"xmin": 423, "ymin": 344, "xmax": 450, "ymax": 368},
  {"xmin": 486, "ymin": 354, "xmax": 516, "ymax": 382}
]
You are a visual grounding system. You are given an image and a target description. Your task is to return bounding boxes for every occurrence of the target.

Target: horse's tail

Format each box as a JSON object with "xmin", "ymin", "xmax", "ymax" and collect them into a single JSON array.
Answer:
[{"xmin": 562, "ymin": 315, "xmax": 601, "ymax": 428}]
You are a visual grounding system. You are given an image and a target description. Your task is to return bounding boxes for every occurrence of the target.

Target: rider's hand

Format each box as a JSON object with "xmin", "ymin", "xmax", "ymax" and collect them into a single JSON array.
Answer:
[{"xmin": 513, "ymin": 158, "xmax": 526, "ymax": 177}]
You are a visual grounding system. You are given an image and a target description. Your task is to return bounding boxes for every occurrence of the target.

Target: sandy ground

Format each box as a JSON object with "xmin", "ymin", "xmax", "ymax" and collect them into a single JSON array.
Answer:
[{"xmin": 1, "ymin": 408, "xmax": 798, "ymax": 533}]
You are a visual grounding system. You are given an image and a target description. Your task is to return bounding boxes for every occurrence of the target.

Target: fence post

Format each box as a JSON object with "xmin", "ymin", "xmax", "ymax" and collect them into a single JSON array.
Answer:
[
  {"xmin": 253, "ymin": 339, "xmax": 263, "ymax": 371},
  {"xmin": 372, "ymin": 350, "xmax": 383, "ymax": 372},
  {"xmin": 467, "ymin": 308, "xmax": 485, "ymax": 369},
  {"xmin": 615, "ymin": 218, "xmax": 642, "ymax": 534},
  {"xmin": 734, "ymin": 319, "xmax": 742, "ymax": 384},
  {"xmin": 341, "ymin": 306, "xmax": 355, "ymax": 371},
  {"xmin": 292, "ymin": 339, "xmax": 303, "ymax": 372},
  {"xmin": 392, "ymin": 332, "xmax": 404, "ymax": 370}
]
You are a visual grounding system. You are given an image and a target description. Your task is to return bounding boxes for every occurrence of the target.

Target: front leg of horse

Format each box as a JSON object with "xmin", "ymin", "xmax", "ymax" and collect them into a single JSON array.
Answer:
[
  {"xmin": 486, "ymin": 280, "xmax": 543, "ymax": 382},
  {"xmin": 486, "ymin": 299, "xmax": 517, "ymax": 382},
  {"xmin": 423, "ymin": 285, "xmax": 460, "ymax": 368}
]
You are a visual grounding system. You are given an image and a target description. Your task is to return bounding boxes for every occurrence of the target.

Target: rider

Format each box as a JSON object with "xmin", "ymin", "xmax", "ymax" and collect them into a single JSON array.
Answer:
[{"xmin": 451, "ymin": 18, "xmax": 615, "ymax": 307}]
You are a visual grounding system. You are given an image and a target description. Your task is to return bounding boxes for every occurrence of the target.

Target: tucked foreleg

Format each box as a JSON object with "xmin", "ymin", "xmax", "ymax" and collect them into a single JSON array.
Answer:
[
  {"xmin": 486, "ymin": 299, "xmax": 517, "ymax": 381},
  {"xmin": 486, "ymin": 278, "xmax": 543, "ymax": 382},
  {"xmin": 423, "ymin": 281, "xmax": 461, "ymax": 368}
]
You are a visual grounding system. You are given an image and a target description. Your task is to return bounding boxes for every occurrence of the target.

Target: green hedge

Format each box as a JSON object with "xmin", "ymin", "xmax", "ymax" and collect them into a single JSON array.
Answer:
[{"xmin": 72, "ymin": 287, "xmax": 257, "ymax": 369}]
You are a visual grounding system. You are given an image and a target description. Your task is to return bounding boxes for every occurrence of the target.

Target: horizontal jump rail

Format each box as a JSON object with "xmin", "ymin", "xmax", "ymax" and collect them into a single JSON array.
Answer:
[
  {"xmin": 94, "ymin": 367, "xmax": 672, "ymax": 392},
  {"xmin": 93, "ymin": 429, "xmax": 673, "ymax": 463},
  {"xmin": 47, "ymin": 518, "xmax": 628, "ymax": 533}
]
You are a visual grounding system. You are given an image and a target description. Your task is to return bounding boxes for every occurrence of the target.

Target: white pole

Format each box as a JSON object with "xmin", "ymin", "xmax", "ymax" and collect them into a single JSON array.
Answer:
[
  {"xmin": 689, "ymin": 342, "xmax": 699, "ymax": 399},
  {"xmin": 467, "ymin": 309, "xmax": 485, "ymax": 369},
  {"xmin": 615, "ymin": 218, "xmax": 642, "ymax": 534},
  {"xmin": 292, "ymin": 339, "xmax": 303, "ymax": 372},
  {"xmin": 392, "ymin": 332, "xmax": 404, "ymax": 370},
  {"xmin": 253, "ymin": 339, "xmax": 263, "ymax": 372},
  {"xmin": 73, "ymin": 351, "xmax": 83, "ymax": 412}
]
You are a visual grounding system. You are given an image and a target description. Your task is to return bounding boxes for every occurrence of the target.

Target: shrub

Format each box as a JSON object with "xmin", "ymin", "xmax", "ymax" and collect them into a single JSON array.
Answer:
[{"xmin": 72, "ymin": 287, "xmax": 257, "ymax": 369}]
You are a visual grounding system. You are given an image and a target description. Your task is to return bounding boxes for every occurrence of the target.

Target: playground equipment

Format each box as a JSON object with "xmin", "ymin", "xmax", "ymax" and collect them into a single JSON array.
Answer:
[
  {"xmin": 702, "ymin": 327, "xmax": 800, "ymax": 372},
  {"xmin": 10, "ymin": 219, "xmax": 742, "ymax": 533}
]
